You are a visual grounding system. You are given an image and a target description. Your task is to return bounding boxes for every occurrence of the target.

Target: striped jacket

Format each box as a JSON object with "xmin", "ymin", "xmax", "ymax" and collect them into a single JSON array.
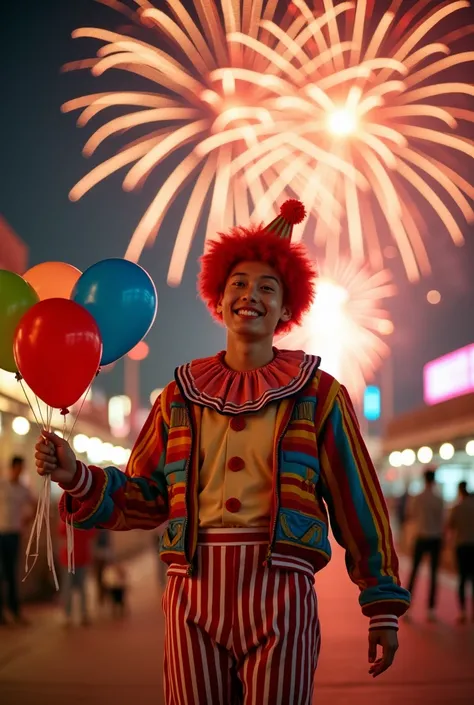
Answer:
[{"xmin": 60, "ymin": 367, "xmax": 410, "ymax": 619}]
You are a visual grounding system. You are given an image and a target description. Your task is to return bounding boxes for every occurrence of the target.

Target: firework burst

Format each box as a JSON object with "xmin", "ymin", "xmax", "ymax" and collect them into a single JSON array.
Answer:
[
  {"xmin": 62, "ymin": 0, "xmax": 338, "ymax": 284},
  {"xmin": 277, "ymin": 259, "xmax": 396, "ymax": 398},
  {"xmin": 64, "ymin": 0, "xmax": 474, "ymax": 286},
  {"xmin": 228, "ymin": 0, "xmax": 474, "ymax": 281}
]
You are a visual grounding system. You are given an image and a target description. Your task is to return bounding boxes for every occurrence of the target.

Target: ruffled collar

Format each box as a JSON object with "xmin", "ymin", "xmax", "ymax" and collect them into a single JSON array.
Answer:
[{"xmin": 175, "ymin": 348, "xmax": 320, "ymax": 415}]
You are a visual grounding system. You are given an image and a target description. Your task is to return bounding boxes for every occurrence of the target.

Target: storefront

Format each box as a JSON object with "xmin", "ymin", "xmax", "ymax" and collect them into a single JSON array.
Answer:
[{"xmin": 380, "ymin": 344, "xmax": 474, "ymax": 503}]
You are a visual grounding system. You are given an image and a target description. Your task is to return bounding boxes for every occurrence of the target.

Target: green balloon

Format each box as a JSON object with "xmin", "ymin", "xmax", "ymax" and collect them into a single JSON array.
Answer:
[{"xmin": 0, "ymin": 270, "xmax": 39, "ymax": 373}]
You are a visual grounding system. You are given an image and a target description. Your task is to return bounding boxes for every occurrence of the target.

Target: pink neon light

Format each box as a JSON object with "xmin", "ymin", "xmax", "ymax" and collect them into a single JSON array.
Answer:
[{"xmin": 423, "ymin": 344, "xmax": 474, "ymax": 405}]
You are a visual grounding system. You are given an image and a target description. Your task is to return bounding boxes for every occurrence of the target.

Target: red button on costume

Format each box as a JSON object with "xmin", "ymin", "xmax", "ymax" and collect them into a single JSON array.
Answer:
[
  {"xmin": 230, "ymin": 416, "xmax": 246, "ymax": 432},
  {"xmin": 228, "ymin": 456, "xmax": 245, "ymax": 472},
  {"xmin": 225, "ymin": 497, "xmax": 242, "ymax": 513}
]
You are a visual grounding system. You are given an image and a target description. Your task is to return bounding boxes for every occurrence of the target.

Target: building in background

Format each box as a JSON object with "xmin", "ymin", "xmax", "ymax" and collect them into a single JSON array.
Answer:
[{"xmin": 381, "ymin": 344, "xmax": 474, "ymax": 503}]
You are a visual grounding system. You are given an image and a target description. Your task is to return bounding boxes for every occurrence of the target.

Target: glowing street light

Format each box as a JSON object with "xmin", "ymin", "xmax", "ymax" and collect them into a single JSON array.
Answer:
[
  {"xmin": 73, "ymin": 433, "xmax": 89, "ymax": 454},
  {"xmin": 417, "ymin": 446, "xmax": 433, "ymax": 464},
  {"xmin": 439, "ymin": 442, "xmax": 454, "ymax": 460},
  {"xmin": 389, "ymin": 451, "xmax": 403, "ymax": 468},
  {"xmin": 427, "ymin": 290, "xmax": 441, "ymax": 305},
  {"xmin": 127, "ymin": 341, "xmax": 150, "ymax": 361},
  {"xmin": 401, "ymin": 449, "xmax": 416, "ymax": 466},
  {"xmin": 12, "ymin": 416, "xmax": 30, "ymax": 436}
]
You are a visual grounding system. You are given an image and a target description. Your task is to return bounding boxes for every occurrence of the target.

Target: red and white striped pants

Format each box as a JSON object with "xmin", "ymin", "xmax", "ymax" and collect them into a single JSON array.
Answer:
[{"xmin": 162, "ymin": 528, "xmax": 321, "ymax": 704}]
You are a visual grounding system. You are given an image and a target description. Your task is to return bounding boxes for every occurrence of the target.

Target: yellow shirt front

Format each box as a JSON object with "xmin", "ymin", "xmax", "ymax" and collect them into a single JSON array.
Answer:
[{"xmin": 198, "ymin": 404, "xmax": 277, "ymax": 527}]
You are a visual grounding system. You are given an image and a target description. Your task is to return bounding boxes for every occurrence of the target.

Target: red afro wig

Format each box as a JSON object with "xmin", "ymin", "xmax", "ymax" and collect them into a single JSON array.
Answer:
[{"xmin": 198, "ymin": 224, "xmax": 317, "ymax": 336}]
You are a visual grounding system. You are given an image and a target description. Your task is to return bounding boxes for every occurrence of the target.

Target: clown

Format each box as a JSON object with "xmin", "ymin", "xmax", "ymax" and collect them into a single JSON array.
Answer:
[{"xmin": 35, "ymin": 200, "xmax": 410, "ymax": 704}]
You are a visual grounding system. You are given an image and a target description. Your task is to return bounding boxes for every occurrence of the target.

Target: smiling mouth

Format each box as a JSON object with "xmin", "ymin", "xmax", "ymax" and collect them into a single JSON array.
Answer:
[{"xmin": 233, "ymin": 308, "xmax": 263, "ymax": 318}]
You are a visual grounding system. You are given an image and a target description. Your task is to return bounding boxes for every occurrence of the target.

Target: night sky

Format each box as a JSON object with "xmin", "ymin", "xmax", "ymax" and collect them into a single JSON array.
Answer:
[{"xmin": 2, "ymin": 0, "xmax": 474, "ymax": 416}]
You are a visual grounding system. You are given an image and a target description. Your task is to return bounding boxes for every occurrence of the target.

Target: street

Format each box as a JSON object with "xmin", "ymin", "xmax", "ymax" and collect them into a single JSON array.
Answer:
[{"xmin": 0, "ymin": 545, "xmax": 473, "ymax": 705}]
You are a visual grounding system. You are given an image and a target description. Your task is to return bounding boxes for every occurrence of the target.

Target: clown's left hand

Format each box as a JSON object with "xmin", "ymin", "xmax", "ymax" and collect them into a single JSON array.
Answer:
[{"xmin": 368, "ymin": 628, "xmax": 399, "ymax": 677}]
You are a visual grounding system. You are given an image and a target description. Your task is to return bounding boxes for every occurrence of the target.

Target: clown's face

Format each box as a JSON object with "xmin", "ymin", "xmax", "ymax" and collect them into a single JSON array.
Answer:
[{"xmin": 218, "ymin": 261, "xmax": 291, "ymax": 341}]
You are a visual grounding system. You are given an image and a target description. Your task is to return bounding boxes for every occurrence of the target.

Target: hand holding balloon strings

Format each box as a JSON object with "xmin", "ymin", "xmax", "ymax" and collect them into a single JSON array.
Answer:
[
  {"xmin": 17, "ymin": 383, "xmax": 95, "ymax": 589},
  {"xmin": 13, "ymin": 297, "xmax": 103, "ymax": 587},
  {"xmin": 1, "ymin": 258, "xmax": 157, "ymax": 589},
  {"xmin": 34, "ymin": 426, "xmax": 82, "ymax": 579}
]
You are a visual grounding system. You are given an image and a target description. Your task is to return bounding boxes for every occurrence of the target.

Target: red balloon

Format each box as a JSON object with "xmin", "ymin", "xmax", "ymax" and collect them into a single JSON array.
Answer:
[{"xmin": 14, "ymin": 299, "xmax": 102, "ymax": 410}]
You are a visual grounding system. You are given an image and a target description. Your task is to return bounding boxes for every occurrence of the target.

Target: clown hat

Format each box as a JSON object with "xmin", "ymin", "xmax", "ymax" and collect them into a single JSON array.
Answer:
[{"xmin": 261, "ymin": 199, "xmax": 307, "ymax": 240}]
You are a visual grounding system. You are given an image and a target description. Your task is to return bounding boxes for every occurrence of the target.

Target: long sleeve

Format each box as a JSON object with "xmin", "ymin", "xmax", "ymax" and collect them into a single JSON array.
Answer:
[
  {"xmin": 318, "ymin": 384, "xmax": 410, "ymax": 621},
  {"xmin": 58, "ymin": 388, "xmax": 170, "ymax": 531}
]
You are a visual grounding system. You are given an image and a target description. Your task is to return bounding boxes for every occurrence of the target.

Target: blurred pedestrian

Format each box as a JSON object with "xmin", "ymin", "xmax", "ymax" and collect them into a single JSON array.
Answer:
[
  {"xmin": 92, "ymin": 529, "xmax": 112, "ymax": 608},
  {"xmin": 447, "ymin": 481, "xmax": 474, "ymax": 624},
  {"xmin": 406, "ymin": 468, "xmax": 444, "ymax": 621},
  {"xmin": 0, "ymin": 456, "xmax": 36, "ymax": 626},
  {"xmin": 395, "ymin": 480, "xmax": 411, "ymax": 550},
  {"xmin": 58, "ymin": 520, "xmax": 96, "ymax": 626},
  {"xmin": 102, "ymin": 561, "xmax": 128, "ymax": 618}
]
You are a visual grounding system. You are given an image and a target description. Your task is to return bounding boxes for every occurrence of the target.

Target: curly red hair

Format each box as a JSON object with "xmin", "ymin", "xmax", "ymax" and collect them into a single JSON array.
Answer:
[{"xmin": 198, "ymin": 225, "xmax": 317, "ymax": 335}]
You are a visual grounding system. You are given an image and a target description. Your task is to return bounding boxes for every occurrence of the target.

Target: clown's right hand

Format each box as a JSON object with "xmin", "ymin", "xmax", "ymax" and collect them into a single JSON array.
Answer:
[{"xmin": 35, "ymin": 430, "xmax": 77, "ymax": 486}]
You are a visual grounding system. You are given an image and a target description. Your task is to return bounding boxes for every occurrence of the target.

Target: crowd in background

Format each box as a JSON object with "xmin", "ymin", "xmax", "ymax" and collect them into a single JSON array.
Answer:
[
  {"xmin": 1, "ymin": 455, "xmax": 473, "ymax": 627},
  {"xmin": 397, "ymin": 469, "xmax": 474, "ymax": 624}
]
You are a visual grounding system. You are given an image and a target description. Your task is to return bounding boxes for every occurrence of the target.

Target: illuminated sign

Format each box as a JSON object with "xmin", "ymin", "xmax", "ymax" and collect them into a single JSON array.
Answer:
[
  {"xmin": 363, "ymin": 385, "xmax": 381, "ymax": 421},
  {"xmin": 423, "ymin": 344, "xmax": 474, "ymax": 405}
]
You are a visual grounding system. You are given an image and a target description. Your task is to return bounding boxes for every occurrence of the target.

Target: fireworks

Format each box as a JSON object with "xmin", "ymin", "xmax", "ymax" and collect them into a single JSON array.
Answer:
[
  {"xmin": 229, "ymin": 0, "xmax": 474, "ymax": 281},
  {"xmin": 64, "ymin": 0, "xmax": 474, "ymax": 286},
  {"xmin": 277, "ymin": 260, "xmax": 396, "ymax": 398},
  {"xmin": 62, "ymin": 0, "xmax": 309, "ymax": 285}
]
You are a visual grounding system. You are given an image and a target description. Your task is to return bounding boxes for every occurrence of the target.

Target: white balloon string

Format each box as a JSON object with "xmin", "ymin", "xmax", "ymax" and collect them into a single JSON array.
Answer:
[
  {"xmin": 35, "ymin": 393, "xmax": 46, "ymax": 430},
  {"xmin": 19, "ymin": 393, "xmax": 60, "ymax": 590},
  {"xmin": 66, "ymin": 515, "xmax": 76, "ymax": 575},
  {"xmin": 16, "ymin": 378, "xmax": 43, "ymax": 431},
  {"xmin": 65, "ymin": 376, "xmax": 95, "ymax": 443},
  {"xmin": 22, "ymin": 375, "xmax": 96, "ymax": 587},
  {"xmin": 45, "ymin": 478, "xmax": 59, "ymax": 589},
  {"xmin": 23, "ymin": 474, "xmax": 48, "ymax": 585}
]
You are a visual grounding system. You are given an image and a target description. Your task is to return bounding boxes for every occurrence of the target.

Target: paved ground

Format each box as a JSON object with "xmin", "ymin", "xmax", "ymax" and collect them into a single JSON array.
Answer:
[{"xmin": 0, "ymin": 546, "xmax": 473, "ymax": 704}]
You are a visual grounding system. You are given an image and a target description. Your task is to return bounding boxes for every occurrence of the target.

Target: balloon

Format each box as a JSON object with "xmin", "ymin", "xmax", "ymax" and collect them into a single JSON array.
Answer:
[
  {"xmin": 0, "ymin": 270, "xmax": 39, "ymax": 373},
  {"xmin": 14, "ymin": 299, "xmax": 102, "ymax": 410},
  {"xmin": 24, "ymin": 261, "xmax": 82, "ymax": 301},
  {"xmin": 72, "ymin": 259, "xmax": 157, "ymax": 366}
]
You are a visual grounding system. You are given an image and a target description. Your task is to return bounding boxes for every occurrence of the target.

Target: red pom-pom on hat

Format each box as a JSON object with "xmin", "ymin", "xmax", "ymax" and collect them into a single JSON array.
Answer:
[{"xmin": 279, "ymin": 199, "xmax": 306, "ymax": 225}]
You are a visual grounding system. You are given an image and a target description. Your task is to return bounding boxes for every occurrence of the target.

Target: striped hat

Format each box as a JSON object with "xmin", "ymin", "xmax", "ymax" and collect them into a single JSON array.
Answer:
[{"xmin": 262, "ymin": 199, "xmax": 307, "ymax": 240}]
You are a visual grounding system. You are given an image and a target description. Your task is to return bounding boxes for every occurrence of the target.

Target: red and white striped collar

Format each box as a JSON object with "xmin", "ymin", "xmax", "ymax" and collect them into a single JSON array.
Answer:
[{"xmin": 175, "ymin": 348, "xmax": 320, "ymax": 415}]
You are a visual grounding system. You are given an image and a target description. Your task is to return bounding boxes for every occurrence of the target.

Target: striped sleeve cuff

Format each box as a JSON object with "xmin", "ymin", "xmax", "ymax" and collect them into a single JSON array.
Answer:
[
  {"xmin": 59, "ymin": 461, "xmax": 93, "ymax": 498},
  {"xmin": 369, "ymin": 614, "xmax": 399, "ymax": 631}
]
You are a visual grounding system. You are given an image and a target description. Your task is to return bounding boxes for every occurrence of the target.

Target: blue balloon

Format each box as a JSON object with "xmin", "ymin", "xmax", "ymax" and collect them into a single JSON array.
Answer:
[{"xmin": 72, "ymin": 259, "xmax": 157, "ymax": 365}]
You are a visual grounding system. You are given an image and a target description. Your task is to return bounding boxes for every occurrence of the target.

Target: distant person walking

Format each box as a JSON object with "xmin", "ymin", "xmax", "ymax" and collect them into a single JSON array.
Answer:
[
  {"xmin": 92, "ymin": 529, "xmax": 113, "ymax": 608},
  {"xmin": 58, "ymin": 520, "xmax": 96, "ymax": 626},
  {"xmin": 407, "ymin": 468, "xmax": 444, "ymax": 621},
  {"xmin": 447, "ymin": 481, "xmax": 474, "ymax": 624},
  {"xmin": 0, "ymin": 456, "xmax": 35, "ymax": 625}
]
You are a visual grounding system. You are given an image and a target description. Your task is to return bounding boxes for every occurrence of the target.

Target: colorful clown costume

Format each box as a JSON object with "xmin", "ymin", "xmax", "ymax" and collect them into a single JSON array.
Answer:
[{"xmin": 57, "ymin": 200, "xmax": 410, "ymax": 703}]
